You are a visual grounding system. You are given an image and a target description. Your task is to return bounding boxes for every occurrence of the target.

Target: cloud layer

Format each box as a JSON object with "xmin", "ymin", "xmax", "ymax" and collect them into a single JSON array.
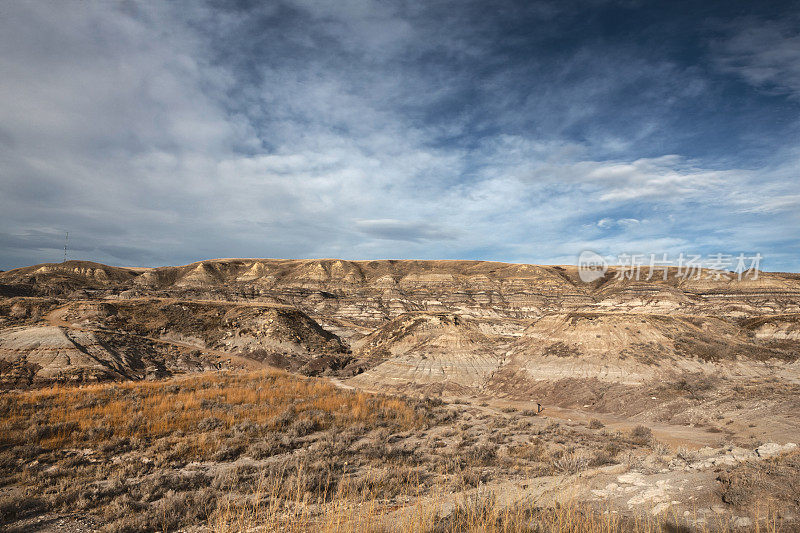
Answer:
[{"xmin": 1, "ymin": 1, "xmax": 799, "ymax": 270}]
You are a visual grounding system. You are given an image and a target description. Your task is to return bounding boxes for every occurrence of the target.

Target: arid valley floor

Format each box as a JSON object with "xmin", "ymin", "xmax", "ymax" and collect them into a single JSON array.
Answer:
[{"xmin": 1, "ymin": 259, "xmax": 799, "ymax": 532}]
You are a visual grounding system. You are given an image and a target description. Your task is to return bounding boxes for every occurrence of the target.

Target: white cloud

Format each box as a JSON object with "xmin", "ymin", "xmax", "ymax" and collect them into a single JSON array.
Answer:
[
  {"xmin": 597, "ymin": 218, "xmax": 614, "ymax": 228},
  {"xmin": 354, "ymin": 219, "xmax": 457, "ymax": 241},
  {"xmin": 0, "ymin": 2, "xmax": 798, "ymax": 271},
  {"xmin": 597, "ymin": 218, "xmax": 641, "ymax": 229},
  {"xmin": 714, "ymin": 18, "xmax": 800, "ymax": 99}
]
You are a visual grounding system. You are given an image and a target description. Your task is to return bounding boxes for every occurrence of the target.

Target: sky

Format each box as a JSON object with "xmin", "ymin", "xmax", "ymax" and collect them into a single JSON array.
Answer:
[{"xmin": 1, "ymin": 0, "xmax": 799, "ymax": 271}]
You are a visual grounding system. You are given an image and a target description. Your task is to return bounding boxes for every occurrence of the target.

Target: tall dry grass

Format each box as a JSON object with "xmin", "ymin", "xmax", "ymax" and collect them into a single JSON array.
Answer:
[
  {"xmin": 210, "ymin": 478, "xmax": 784, "ymax": 533},
  {"xmin": 206, "ymin": 451, "xmax": 785, "ymax": 533},
  {"xmin": 0, "ymin": 369, "xmax": 424, "ymax": 456}
]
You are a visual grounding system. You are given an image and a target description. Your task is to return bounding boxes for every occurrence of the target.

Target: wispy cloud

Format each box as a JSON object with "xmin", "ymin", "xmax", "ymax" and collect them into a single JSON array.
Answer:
[
  {"xmin": 354, "ymin": 220, "xmax": 458, "ymax": 242},
  {"xmin": 713, "ymin": 16, "xmax": 800, "ymax": 99},
  {"xmin": 0, "ymin": 1, "xmax": 798, "ymax": 271}
]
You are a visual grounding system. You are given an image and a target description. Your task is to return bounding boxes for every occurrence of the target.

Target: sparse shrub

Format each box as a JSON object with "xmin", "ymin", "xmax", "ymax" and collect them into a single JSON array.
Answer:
[
  {"xmin": 553, "ymin": 452, "xmax": 590, "ymax": 474},
  {"xmin": 487, "ymin": 432, "xmax": 505, "ymax": 444},
  {"xmin": 651, "ymin": 441, "xmax": 670, "ymax": 456},
  {"xmin": 589, "ymin": 449, "xmax": 616, "ymax": 467},
  {"xmin": 100, "ymin": 437, "xmax": 131, "ymax": 454},
  {"xmin": 671, "ymin": 374, "xmax": 716, "ymax": 399},
  {"xmin": 339, "ymin": 465, "xmax": 425, "ymax": 498},
  {"xmin": 545, "ymin": 420, "xmax": 560, "ymax": 431},
  {"xmin": 513, "ymin": 419, "xmax": 533, "ymax": 430},
  {"xmin": 676, "ymin": 446, "xmax": 695, "ymax": 463},
  {"xmin": 288, "ymin": 417, "xmax": 319, "ymax": 438},
  {"xmin": 212, "ymin": 443, "xmax": 246, "ymax": 462},
  {"xmin": 103, "ymin": 488, "xmax": 216, "ymax": 533},
  {"xmin": 9, "ymin": 443, "xmax": 43, "ymax": 463},
  {"xmin": 197, "ymin": 416, "xmax": 224, "ymax": 431},
  {"xmin": 508, "ymin": 441, "xmax": 548, "ymax": 462},
  {"xmin": 433, "ymin": 409, "xmax": 458, "ymax": 425},
  {"xmin": 270, "ymin": 405, "xmax": 296, "ymax": 429},
  {"xmin": 246, "ymin": 435, "xmax": 285, "ymax": 459},
  {"xmin": 451, "ymin": 466, "xmax": 486, "ymax": 488},
  {"xmin": 467, "ymin": 443, "xmax": 498, "ymax": 465},
  {"xmin": 84, "ymin": 426, "xmax": 114, "ymax": 441},
  {"xmin": 488, "ymin": 417, "xmax": 508, "ymax": 429},
  {"xmin": 629, "ymin": 425, "xmax": 653, "ymax": 445},
  {"xmin": 588, "ymin": 418, "xmax": 604, "ymax": 429},
  {"xmin": 604, "ymin": 441, "xmax": 621, "ymax": 457}
]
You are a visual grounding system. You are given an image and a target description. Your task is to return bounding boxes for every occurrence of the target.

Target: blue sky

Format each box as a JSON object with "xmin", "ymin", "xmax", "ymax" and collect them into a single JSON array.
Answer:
[{"xmin": 1, "ymin": 0, "xmax": 799, "ymax": 270}]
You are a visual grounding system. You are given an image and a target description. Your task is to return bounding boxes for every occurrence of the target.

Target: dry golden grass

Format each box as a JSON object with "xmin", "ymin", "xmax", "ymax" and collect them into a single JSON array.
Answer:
[
  {"xmin": 0, "ymin": 370, "xmax": 435, "ymax": 529},
  {"xmin": 0, "ymin": 369, "xmax": 423, "ymax": 456}
]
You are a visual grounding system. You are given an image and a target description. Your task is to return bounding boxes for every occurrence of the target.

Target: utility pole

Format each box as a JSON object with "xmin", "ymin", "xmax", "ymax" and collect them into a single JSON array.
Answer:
[{"xmin": 64, "ymin": 232, "xmax": 68, "ymax": 263}]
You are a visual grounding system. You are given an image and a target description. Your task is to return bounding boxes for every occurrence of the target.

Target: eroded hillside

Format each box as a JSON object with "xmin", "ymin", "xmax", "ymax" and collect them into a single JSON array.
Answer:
[{"xmin": 1, "ymin": 259, "xmax": 798, "ymax": 395}]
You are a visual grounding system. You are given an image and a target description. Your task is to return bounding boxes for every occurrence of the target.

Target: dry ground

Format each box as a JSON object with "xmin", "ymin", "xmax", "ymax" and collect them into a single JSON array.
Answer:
[{"xmin": 0, "ymin": 370, "xmax": 797, "ymax": 532}]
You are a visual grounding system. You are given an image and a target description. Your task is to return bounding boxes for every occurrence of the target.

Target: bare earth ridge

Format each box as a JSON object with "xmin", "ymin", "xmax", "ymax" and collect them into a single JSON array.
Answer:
[{"xmin": 2, "ymin": 259, "xmax": 798, "ymax": 393}]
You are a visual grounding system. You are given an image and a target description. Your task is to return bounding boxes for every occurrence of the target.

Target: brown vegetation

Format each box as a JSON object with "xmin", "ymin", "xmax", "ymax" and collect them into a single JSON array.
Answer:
[{"xmin": 0, "ymin": 368, "xmax": 795, "ymax": 531}]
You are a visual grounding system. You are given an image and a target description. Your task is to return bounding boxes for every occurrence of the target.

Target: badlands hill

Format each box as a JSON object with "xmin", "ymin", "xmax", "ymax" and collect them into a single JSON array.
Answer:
[{"xmin": 1, "ymin": 259, "xmax": 799, "ymax": 415}]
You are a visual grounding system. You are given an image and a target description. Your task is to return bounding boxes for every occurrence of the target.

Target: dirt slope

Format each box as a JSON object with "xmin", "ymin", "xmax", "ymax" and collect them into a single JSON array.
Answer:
[
  {"xmin": 347, "ymin": 312, "xmax": 512, "ymax": 394},
  {"xmin": 491, "ymin": 312, "xmax": 798, "ymax": 386},
  {"xmin": 0, "ymin": 297, "xmax": 351, "ymax": 387}
]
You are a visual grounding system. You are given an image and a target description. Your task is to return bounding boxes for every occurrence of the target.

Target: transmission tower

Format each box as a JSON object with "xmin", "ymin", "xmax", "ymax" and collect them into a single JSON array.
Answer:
[{"xmin": 64, "ymin": 232, "xmax": 68, "ymax": 263}]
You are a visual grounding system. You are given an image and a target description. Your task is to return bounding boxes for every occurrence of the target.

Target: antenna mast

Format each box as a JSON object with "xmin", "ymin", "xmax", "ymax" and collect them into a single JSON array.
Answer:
[{"xmin": 64, "ymin": 232, "xmax": 68, "ymax": 263}]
